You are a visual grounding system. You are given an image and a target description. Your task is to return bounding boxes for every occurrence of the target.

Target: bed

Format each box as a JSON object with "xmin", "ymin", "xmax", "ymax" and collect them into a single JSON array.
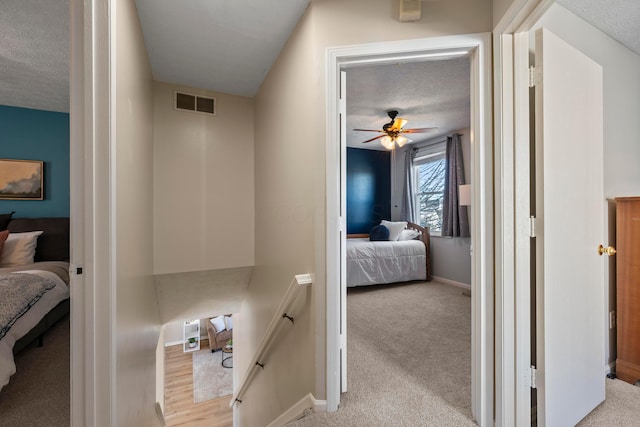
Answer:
[
  {"xmin": 0, "ymin": 216, "xmax": 70, "ymax": 391},
  {"xmin": 346, "ymin": 221, "xmax": 431, "ymax": 287}
]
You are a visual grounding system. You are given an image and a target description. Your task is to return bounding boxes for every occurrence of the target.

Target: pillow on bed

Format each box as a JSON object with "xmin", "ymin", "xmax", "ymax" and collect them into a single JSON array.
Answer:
[
  {"xmin": 398, "ymin": 229, "xmax": 420, "ymax": 241},
  {"xmin": 381, "ymin": 220, "xmax": 407, "ymax": 241},
  {"xmin": 210, "ymin": 315, "xmax": 226, "ymax": 332},
  {"xmin": 369, "ymin": 224, "xmax": 389, "ymax": 241},
  {"xmin": 0, "ymin": 211, "xmax": 14, "ymax": 231},
  {"xmin": 0, "ymin": 230, "xmax": 9, "ymax": 255},
  {"xmin": 0, "ymin": 230, "xmax": 43, "ymax": 267}
]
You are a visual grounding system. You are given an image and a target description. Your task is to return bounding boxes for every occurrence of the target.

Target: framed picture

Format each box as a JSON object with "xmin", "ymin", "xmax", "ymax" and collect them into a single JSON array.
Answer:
[{"xmin": 0, "ymin": 159, "xmax": 44, "ymax": 200}]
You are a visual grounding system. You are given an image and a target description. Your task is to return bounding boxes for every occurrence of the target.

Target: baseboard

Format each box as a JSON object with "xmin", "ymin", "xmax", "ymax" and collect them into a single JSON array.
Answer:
[
  {"xmin": 431, "ymin": 276, "xmax": 471, "ymax": 291},
  {"xmin": 606, "ymin": 362, "xmax": 615, "ymax": 375},
  {"xmin": 314, "ymin": 398, "xmax": 327, "ymax": 412},
  {"xmin": 266, "ymin": 393, "xmax": 326, "ymax": 427},
  {"xmin": 154, "ymin": 402, "xmax": 166, "ymax": 427},
  {"xmin": 164, "ymin": 335, "xmax": 207, "ymax": 348}
]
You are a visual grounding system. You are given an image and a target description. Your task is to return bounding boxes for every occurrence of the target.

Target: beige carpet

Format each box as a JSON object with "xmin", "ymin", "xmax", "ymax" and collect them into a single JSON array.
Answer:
[
  {"xmin": 577, "ymin": 378, "xmax": 640, "ymax": 426},
  {"xmin": 0, "ymin": 314, "xmax": 69, "ymax": 427},
  {"xmin": 192, "ymin": 348, "xmax": 233, "ymax": 403},
  {"xmin": 290, "ymin": 280, "xmax": 476, "ymax": 426}
]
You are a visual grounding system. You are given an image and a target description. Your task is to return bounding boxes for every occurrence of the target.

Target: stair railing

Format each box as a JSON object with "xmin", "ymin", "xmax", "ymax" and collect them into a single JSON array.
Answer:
[{"xmin": 230, "ymin": 273, "xmax": 313, "ymax": 407}]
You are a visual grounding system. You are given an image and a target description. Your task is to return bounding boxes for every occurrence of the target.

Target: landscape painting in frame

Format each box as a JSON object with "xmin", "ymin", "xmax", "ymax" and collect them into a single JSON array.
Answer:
[{"xmin": 0, "ymin": 159, "xmax": 44, "ymax": 200}]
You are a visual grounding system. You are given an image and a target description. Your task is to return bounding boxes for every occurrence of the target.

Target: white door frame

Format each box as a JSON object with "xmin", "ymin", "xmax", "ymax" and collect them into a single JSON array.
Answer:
[
  {"xmin": 325, "ymin": 33, "xmax": 493, "ymax": 425},
  {"xmin": 492, "ymin": 1, "xmax": 555, "ymax": 425},
  {"xmin": 70, "ymin": 0, "xmax": 114, "ymax": 425}
]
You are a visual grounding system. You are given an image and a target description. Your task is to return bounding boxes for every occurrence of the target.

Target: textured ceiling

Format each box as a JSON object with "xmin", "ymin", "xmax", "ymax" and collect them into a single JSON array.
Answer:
[
  {"xmin": 0, "ymin": 0, "xmax": 69, "ymax": 113},
  {"xmin": 346, "ymin": 57, "xmax": 470, "ymax": 150},
  {"xmin": 134, "ymin": 0, "xmax": 310, "ymax": 98},
  {"xmin": 2, "ymin": 1, "xmax": 639, "ymax": 114},
  {"xmin": 557, "ymin": 0, "xmax": 640, "ymax": 56}
]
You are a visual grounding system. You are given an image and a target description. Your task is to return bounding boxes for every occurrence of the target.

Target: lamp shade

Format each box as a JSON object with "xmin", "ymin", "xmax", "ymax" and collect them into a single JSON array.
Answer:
[
  {"xmin": 395, "ymin": 135, "xmax": 411, "ymax": 147},
  {"xmin": 459, "ymin": 184, "xmax": 471, "ymax": 206},
  {"xmin": 380, "ymin": 136, "xmax": 395, "ymax": 150}
]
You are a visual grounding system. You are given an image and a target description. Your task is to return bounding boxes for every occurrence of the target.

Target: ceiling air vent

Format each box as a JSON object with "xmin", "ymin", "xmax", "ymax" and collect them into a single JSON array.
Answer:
[{"xmin": 175, "ymin": 91, "xmax": 216, "ymax": 115}]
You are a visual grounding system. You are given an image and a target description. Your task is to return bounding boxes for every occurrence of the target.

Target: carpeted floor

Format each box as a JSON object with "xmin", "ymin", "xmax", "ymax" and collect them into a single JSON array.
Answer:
[
  {"xmin": 577, "ymin": 378, "xmax": 640, "ymax": 426},
  {"xmin": 290, "ymin": 280, "xmax": 640, "ymax": 426},
  {"xmin": 0, "ymin": 314, "xmax": 69, "ymax": 427},
  {"xmin": 2, "ymin": 286, "xmax": 639, "ymax": 426},
  {"xmin": 290, "ymin": 280, "xmax": 476, "ymax": 426},
  {"xmin": 192, "ymin": 348, "xmax": 233, "ymax": 403}
]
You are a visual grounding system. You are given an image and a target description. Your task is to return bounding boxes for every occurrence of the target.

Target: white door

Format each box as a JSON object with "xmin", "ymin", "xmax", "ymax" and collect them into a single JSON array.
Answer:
[
  {"xmin": 534, "ymin": 27, "xmax": 605, "ymax": 426},
  {"xmin": 339, "ymin": 70, "xmax": 348, "ymax": 393}
]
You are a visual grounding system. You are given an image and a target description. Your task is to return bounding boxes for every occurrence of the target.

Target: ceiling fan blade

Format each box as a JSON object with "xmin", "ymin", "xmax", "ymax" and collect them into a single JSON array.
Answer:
[
  {"xmin": 353, "ymin": 128, "xmax": 384, "ymax": 132},
  {"xmin": 361, "ymin": 135, "xmax": 385, "ymax": 144},
  {"xmin": 390, "ymin": 118, "xmax": 408, "ymax": 131},
  {"xmin": 401, "ymin": 127, "xmax": 439, "ymax": 134}
]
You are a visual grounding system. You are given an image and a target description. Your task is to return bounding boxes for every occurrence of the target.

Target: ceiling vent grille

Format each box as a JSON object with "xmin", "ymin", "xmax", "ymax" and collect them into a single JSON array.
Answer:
[{"xmin": 175, "ymin": 91, "xmax": 216, "ymax": 115}]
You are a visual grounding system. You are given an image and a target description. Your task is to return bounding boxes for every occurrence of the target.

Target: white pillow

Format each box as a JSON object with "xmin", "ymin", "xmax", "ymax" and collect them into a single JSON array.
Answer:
[
  {"xmin": 398, "ymin": 229, "xmax": 420, "ymax": 241},
  {"xmin": 0, "ymin": 231, "xmax": 43, "ymax": 267},
  {"xmin": 210, "ymin": 315, "xmax": 226, "ymax": 332},
  {"xmin": 381, "ymin": 220, "xmax": 407, "ymax": 241},
  {"xmin": 224, "ymin": 315, "xmax": 233, "ymax": 331}
]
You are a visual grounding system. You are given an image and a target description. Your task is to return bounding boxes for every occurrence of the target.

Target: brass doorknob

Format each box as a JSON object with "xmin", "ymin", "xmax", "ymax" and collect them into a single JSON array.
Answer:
[{"xmin": 598, "ymin": 244, "xmax": 617, "ymax": 256}]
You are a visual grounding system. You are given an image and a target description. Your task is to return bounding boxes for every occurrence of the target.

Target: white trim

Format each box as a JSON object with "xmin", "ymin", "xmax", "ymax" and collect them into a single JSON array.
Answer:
[
  {"xmin": 69, "ymin": 0, "xmax": 114, "ymax": 424},
  {"xmin": 606, "ymin": 362, "xmax": 615, "ymax": 375},
  {"xmin": 493, "ymin": 2, "xmax": 556, "ymax": 426},
  {"xmin": 432, "ymin": 276, "xmax": 471, "ymax": 291},
  {"xmin": 493, "ymin": 32, "xmax": 516, "ymax": 427},
  {"xmin": 154, "ymin": 401, "xmax": 166, "ymax": 427},
  {"xmin": 326, "ymin": 33, "xmax": 493, "ymax": 424},
  {"xmin": 69, "ymin": 0, "xmax": 86, "ymax": 425},
  {"xmin": 109, "ymin": 0, "xmax": 118, "ymax": 420},
  {"xmin": 313, "ymin": 398, "xmax": 327, "ymax": 413},
  {"xmin": 265, "ymin": 393, "xmax": 325, "ymax": 427},
  {"xmin": 513, "ymin": 31, "xmax": 533, "ymax": 427}
]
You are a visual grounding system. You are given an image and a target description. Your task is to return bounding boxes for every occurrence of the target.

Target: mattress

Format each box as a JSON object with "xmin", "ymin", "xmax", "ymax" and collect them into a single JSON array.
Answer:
[
  {"xmin": 0, "ymin": 266, "xmax": 70, "ymax": 391},
  {"xmin": 346, "ymin": 238, "xmax": 426, "ymax": 287}
]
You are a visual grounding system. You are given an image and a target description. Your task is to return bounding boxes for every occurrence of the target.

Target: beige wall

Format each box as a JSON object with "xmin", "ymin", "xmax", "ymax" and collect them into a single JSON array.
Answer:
[
  {"xmin": 153, "ymin": 82, "xmax": 255, "ymax": 275},
  {"xmin": 493, "ymin": 0, "xmax": 518, "ymax": 27},
  {"xmin": 113, "ymin": 0, "xmax": 161, "ymax": 425},
  {"xmin": 237, "ymin": 0, "xmax": 492, "ymax": 424}
]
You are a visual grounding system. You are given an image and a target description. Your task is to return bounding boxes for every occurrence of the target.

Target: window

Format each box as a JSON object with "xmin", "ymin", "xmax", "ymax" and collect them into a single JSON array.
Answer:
[{"xmin": 413, "ymin": 142, "xmax": 446, "ymax": 234}]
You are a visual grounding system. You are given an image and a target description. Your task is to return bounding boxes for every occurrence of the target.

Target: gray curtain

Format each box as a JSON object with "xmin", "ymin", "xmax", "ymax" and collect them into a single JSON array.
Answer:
[
  {"xmin": 400, "ymin": 147, "xmax": 417, "ymax": 223},
  {"xmin": 442, "ymin": 134, "xmax": 470, "ymax": 237}
]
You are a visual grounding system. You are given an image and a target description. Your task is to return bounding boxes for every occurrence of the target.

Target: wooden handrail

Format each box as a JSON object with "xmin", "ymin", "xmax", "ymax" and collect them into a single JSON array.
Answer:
[{"xmin": 230, "ymin": 273, "xmax": 313, "ymax": 407}]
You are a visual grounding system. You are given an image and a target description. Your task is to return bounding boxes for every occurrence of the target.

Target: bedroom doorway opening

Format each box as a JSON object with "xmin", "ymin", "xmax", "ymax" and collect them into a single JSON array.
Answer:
[{"xmin": 325, "ymin": 34, "xmax": 493, "ymax": 425}]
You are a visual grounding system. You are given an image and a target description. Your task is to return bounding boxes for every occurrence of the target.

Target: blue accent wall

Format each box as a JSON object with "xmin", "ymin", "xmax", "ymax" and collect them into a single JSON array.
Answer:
[
  {"xmin": 346, "ymin": 148, "xmax": 391, "ymax": 234},
  {"xmin": 0, "ymin": 105, "xmax": 70, "ymax": 218}
]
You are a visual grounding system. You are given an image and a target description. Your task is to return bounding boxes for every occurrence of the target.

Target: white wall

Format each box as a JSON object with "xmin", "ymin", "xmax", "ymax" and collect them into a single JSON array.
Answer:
[
  {"xmin": 392, "ymin": 129, "xmax": 472, "ymax": 285},
  {"xmin": 153, "ymin": 82, "xmax": 255, "ymax": 275},
  {"xmin": 532, "ymin": 3, "xmax": 640, "ymax": 367},
  {"xmin": 113, "ymin": 0, "xmax": 161, "ymax": 425},
  {"xmin": 236, "ymin": 0, "xmax": 492, "ymax": 424}
]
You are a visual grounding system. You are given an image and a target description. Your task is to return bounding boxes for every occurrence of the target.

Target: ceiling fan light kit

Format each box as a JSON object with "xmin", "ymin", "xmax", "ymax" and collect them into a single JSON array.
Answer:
[{"xmin": 354, "ymin": 110, "xmax": 436, "ymax": 150}]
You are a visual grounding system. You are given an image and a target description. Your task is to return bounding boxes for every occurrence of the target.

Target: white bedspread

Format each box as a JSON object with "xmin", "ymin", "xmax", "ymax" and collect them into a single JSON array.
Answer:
[
  {"xmin": 0, "ymin": 270, "xmax": 69, "ymax": 391},
  {"xmin": 346, "ymin": 238, "xmax": 426, "ymax": 287}
]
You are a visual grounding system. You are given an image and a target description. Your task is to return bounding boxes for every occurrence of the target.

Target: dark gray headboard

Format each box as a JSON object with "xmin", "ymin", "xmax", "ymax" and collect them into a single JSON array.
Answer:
[{"xmin": 7, "ymin": 217, "xmax": 70, "ymax": 262}]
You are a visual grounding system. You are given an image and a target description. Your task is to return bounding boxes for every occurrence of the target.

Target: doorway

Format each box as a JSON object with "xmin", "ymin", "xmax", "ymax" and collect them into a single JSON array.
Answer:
[{"xmin": 325, "ymin": 33, "xmax": 493, "ymax": 425}]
